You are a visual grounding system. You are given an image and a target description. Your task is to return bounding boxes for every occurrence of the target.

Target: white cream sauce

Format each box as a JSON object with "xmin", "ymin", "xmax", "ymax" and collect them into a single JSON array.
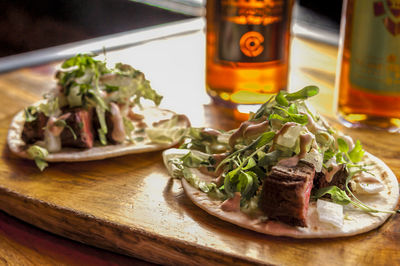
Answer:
[
  {"xmin": 338, "ymin": 133, "xmax": 355, "ymax": 151},
  {"xmin": 352, "ymin": 171, "xmax": 385, "ymax": 194},
  {"xmin": 303, "ymin": 112, "xmax": 326, "ymax": 134},
  {"xmin": 323, "ymin": 162, "xmax": 341, "ymax": 183},
  {"xmin": 44, "ymin": 114, "xmax": 72, "ymax": 152},
  {"xmin": 44, "ymin": 128, "xmax": 61, "ymax": 153}
]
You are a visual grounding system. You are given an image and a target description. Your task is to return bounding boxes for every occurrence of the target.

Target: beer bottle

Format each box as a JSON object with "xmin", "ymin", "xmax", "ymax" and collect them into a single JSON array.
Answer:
[
  {"xmin": 336, "ymin": 0, "xmax": 400, "ymax": 131},
  {"xmin": 206, "ymin": 0, "xmax": 294, "ymax": 108}
]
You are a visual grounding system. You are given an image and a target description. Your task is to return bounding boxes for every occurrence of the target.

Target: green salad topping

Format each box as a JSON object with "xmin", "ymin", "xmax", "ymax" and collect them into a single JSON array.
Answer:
[
  {"xmin": 167, "ymin": 86, "xmax": 394, "ymax": 213},
  {"xmin": 22, "ymin": 54, "xmax": 178, "ymax": 171}
]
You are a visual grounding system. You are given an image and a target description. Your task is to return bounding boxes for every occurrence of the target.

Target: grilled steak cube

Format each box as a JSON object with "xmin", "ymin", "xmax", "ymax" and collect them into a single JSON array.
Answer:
[
  {"xmin": 22, "ymin": 112, "xmax": 48, "ymax": 144},
  {"xmin": 313, "ymin": 165, "xmax": 348, "ymax": 191},
  {"xmin": 259, "ymin": 161, "xmax": 315, "ymax": 227},
  {"xmin": 60, "ymin": 108, "xmax": 94, "ymax": 148}
]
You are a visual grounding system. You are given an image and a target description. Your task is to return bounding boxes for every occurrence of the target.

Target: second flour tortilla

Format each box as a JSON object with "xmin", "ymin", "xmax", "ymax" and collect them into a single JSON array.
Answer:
[{"xmin": 177, "ymin": 151, "xmax": 399, "ymax": 238}]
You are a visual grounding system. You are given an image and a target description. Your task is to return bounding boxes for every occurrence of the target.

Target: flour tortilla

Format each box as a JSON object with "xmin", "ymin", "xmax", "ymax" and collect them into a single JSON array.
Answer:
[
  {"xmin": 165, "ymin": 149, "xmax": 399, "ymax": 238},
  {"xmin": 8, "ymin": 106, "xmax": 189, "ymax": 162}
]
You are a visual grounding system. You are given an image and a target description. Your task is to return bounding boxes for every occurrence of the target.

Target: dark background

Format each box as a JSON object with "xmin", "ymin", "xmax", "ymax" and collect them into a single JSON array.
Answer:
[
  {"xmin": 0, "ymin": 0, "xmax": 343, "ymax": 58},
  {"xmin": 0, "ymin": 0, "xmax": 192, "ymax": 57},
  {"xmin": 300, "ymin": 0, "xmax": 342, "ymax": 25}
]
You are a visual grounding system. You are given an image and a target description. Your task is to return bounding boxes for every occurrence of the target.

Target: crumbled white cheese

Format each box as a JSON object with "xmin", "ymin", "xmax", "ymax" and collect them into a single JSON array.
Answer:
[
  {"xmin": 276, "ymin": 124, "xmax": 302, "ymax": 148},
  {"xmin": 317, "ymin": 199, "xmax": 344, "ymax": 228},
  {"xmin": 303, "ymin": 148, "xmax": 323, "ymax": 172}
]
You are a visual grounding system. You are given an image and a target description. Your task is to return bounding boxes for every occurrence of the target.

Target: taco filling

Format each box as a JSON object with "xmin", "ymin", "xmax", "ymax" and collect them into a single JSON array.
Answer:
[
  {"xmin": 163, "ymin": 86, "xmax": 399, "ymax": 238},
  {"xmin": 8, "ymin": 54, "xmax": 189, "ymax": 170}
]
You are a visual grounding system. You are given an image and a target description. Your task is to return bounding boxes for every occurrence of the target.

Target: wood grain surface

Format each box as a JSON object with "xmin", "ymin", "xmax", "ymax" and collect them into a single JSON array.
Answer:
[
  {"xmin": 0, "ymin": 210, "xmax": 153, "ymax": 266},
  {"xmin": 0, "ymin": 33, "xmax": 399, "ymax": 265}
]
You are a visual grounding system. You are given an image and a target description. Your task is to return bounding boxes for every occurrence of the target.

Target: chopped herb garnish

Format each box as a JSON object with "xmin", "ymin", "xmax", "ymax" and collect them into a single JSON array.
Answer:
[
  {"xmin": 24, "ymin": 106, "xmax": 38, "ymax": 122},
  {"xmin": 27, "ymin": 145, "xmax": 49, "ymax": 171}
]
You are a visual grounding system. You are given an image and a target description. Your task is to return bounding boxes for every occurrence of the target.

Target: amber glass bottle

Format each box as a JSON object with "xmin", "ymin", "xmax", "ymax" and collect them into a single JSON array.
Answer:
[
  {"xmin": 337, "ymin": 0, "xmax": 400, "ymax": 131},
  {"xmin": 206, "ymin": 0, "xmax": 293, "ymax": 108}
]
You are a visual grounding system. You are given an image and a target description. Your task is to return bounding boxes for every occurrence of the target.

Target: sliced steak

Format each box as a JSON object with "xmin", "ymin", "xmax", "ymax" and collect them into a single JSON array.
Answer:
[
  {"xmin": 313, "ymin": 165, "xmax": 348, "ymax": 191},
  {"xmin": 259, "ymin": 161, "xmax": 315, "ymax": 227},
  {"xmin": 22, "ymin": 112, "xmax": 48, "ymax": 144},
  {"xmin": 60, "ymin": 108, "xmax": 94, "ymax": 148}
]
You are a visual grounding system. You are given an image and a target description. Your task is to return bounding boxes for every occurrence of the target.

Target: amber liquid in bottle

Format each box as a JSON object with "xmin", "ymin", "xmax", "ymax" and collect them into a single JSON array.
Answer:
[
  {"xmin": 337, "ymin": 0, "xmax": 400, "ymax": 131},
  {"xmin": 206, "ymin": 0, "xmax": 293, "ymax": 108}
]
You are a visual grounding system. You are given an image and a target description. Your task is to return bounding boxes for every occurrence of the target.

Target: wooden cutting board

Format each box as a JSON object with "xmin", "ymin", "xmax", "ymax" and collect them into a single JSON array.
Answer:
[
  {"xmin": 2, "ymin": 111, "xmax": 400, "ymax": 266},
  {"xmin": 1, "ymin": 64, "xmax": 400, "ymax": 266}
]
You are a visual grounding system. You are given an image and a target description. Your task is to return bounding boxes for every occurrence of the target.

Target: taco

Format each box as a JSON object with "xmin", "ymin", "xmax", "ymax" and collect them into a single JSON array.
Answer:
[
  {"xmin": 163, "ymin": 86, "xmax": 399, "ymax": 238},
  {"xmin": 8, "ymin": 54, "xmax": 189, "ymax": 170}
]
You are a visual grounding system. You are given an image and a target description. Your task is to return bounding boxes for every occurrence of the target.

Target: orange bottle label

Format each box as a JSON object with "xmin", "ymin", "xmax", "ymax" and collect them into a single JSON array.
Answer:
[{"xmin": 216, "ymin": 0, "xmax": 288, "ymax": 63}]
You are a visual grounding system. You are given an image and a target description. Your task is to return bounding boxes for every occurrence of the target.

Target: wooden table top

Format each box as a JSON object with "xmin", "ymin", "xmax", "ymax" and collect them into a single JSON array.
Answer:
[{"xmin": 0, "ymin": 27, "xmax": 399, "ymax": 265}]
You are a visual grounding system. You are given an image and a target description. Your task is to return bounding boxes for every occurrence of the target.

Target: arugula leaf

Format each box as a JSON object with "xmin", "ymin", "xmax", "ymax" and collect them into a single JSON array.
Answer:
[
  {"xmin": 237, "ymin": 172, "xmax": 252, "ymax": 193},
  {"xmin": 275, "ymin": 91, "xmax": 289, "ymax": 107},
  {"xmin": 269, "ymin": 112, "xmax": 308, "ymax": 125},
  {"xmin": 223, "ymin": 168, "xmax": 260, "ymax": 201},
  {"xmin": 348, "ymin": 140, "xmax": 364, "ymax": 163},
  {"xmin": 257, "ymin": 150, "xmax": 280, "ymax": 167},
  {"xmin": 323, "ymin": 149, "xmax": 335, "ymax": 163},
  {"xmin": 268, "ymin": 113, "xmax": 288, "ymax": 123},
  {"xmin": 217, "ymin": 130, "xmax": 273, "ymax": 172},
  {"xmin": 238, "ymin": 171, "xmax": 256, "ymax": 199},
  {"xmin": 288, "ymin": 103, "xmax": 298, "ymax": 114},
  {"xmin": 223, "ymin": 173, "xmax": 235, "ymax": 198},
  {"xmin": 285, "ymin": 85, "xmax": 319, "ymax": 101},
  {"xmin": 226, "ymin": 167, "xmax": 240, "ymax": 182},
  {"xmin": 337, "ymin": 138, "xmax": 349, "ymax": 153},
  {"xmin": 250, "ymin": 97, "xmax": 273, "ymax": 120},
  {"xmin": 289, "ymin": 113, "xmax": 309, "ymax": 125},
  {"xmin": 335, "ymin": 152, "xmax": 346, "ymax": 165},
  {"xmin": 242, "ymin": 157, "xmax": 256, "ymax": 170},
  {"xmin": 272, "ymin": 105, "xmax": 308, "ymax": 124},
  {"xmin": 255, "ymin": 131, "xmax": 275, "ymax": 148},
  {"xmin": 312, "ymin": 186, "xmax": 351, "ymax": 205},
  {"xmin": 335, "ymin": 138, "xmax": 365, "ymax": 165},
  {"xmin": 313, "ymin": 173, "xmax": 395, "ymax": 214}
]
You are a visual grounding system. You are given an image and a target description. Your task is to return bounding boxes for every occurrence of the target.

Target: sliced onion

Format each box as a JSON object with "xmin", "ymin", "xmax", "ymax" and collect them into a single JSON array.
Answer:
[{"xmin": 317, "ymin": 199, "xmax": 344, "ymax": 228}]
